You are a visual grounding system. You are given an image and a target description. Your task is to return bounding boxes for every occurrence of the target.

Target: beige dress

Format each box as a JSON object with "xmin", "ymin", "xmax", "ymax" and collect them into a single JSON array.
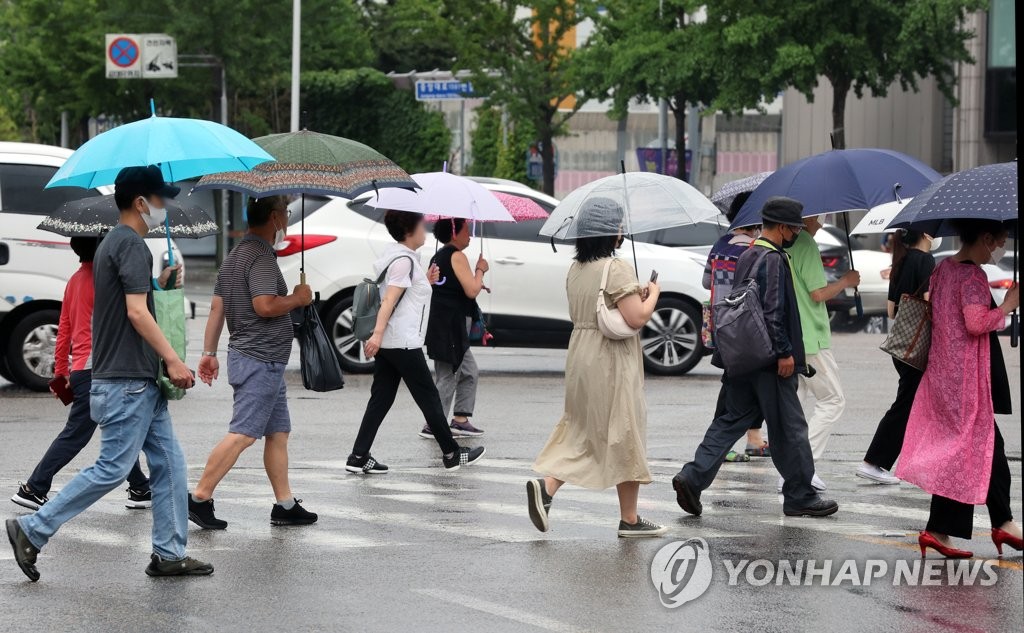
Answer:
[{"xmin": 532, "ymin": 257, "xmax": 653, "ymax": 489}]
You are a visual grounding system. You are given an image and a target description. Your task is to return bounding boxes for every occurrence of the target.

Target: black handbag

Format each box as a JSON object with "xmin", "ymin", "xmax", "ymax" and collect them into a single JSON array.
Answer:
[{"xmin": 296, "ymin": 303, "xmax": 344, "ymax": 392}]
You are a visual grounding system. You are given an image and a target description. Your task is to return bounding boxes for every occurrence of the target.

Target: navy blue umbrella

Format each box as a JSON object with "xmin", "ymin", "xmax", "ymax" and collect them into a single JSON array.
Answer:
[
  {"xmin": 888, "ymin": 161, "xmax": 1018, "ymax": 347},
  {"xmin": 886, "ymin": 161, "xmax": 1017, "ymax": 236},
  {"xmin": 731, "ymin": 148, "xmax": 942, "ymax": 228}
]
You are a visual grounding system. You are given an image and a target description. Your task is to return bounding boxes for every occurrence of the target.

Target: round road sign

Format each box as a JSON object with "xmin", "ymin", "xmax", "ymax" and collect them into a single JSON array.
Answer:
[{"xmin": 108, "ymin": 37, "xmax": 139, "ymax": 68}]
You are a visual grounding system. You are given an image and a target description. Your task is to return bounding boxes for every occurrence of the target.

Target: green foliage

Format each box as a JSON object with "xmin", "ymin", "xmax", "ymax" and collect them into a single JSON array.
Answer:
[
  {"xmin": 301, "ymin": 68, "xmax": 450, "ymax": 174},
  {"xmin": 494, "ymin": 117, "xmax": 535, "ymax": 186},
  {"xmin": 445, "ymin": 0, "xmax": 598, "ymax": 194},
  {"xmin": 359, "ymin": 0, "xmax": 457, "ymax": 72},
  {"xmin": 468, "ymin": 108, "xmax": 500, "ymax": 177}
]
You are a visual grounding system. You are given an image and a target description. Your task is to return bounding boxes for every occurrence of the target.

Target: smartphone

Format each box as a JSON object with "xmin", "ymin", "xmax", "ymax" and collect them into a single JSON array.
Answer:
[
  {"xmin": 49, "ymin": 376, "xmax": 74, "ymax": 406},
  {"xmin": 649, "ymin": 270, "xmax": 659, "ymax": 284}
]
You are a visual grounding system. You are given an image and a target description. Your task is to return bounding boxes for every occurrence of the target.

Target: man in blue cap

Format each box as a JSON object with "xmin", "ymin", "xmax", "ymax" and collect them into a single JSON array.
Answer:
[
  {"xmin": 6, "ymin": 165, "xmax": 213, "ymax": 581},
  {"xmin": 671, "ymin": 197, "xmax": 839, "ymax": 519}
]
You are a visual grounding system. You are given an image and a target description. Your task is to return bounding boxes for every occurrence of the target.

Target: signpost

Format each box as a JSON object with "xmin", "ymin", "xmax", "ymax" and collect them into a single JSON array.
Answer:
[{"xmin": 105, "ymin": 34, "xmax": 177, "ymax": 79}]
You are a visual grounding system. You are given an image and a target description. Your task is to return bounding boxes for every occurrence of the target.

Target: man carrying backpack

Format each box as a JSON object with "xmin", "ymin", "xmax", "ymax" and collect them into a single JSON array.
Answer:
[{"xmin": 671, "ymin": 197, "xmax": 839, "ymax": 518}]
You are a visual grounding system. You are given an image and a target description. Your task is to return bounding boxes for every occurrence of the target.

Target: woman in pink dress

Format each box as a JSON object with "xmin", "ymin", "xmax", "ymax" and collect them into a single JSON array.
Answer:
[{"xmin": 896, "ymin": 219, "xmax": 1021, "ymax": 558}]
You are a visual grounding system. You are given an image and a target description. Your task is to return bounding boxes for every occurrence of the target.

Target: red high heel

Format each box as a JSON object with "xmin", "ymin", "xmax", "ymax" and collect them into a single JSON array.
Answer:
[
  {"xmin": 992, "ymin": 528, "xmax": 1023, "ymax": 556},
  {"xmin": 918, "ymin": 531, "xmax": 973, "ymax": 559}
]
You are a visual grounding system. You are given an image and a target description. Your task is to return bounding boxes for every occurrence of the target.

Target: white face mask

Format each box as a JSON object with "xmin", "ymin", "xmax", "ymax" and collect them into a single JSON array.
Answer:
[
  {"xmin": 989, "ymin": 245, "xmax": 1007, "ymax": 266},
  {"xmin": 272, "ymin": 218, "xmax": 288, "ymax": 251},
  {"xmin": 927, "ymin": 235, "xmax": 943, "ymax": 251},
  {"xmin": 139, "ymin": 197, "xmax": 167, "ymax": 231}
]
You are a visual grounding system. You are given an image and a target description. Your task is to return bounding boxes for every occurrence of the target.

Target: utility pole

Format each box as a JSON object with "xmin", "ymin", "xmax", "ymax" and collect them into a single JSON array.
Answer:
[
  {"xmin": 657, "ymin": 0, "xmax": 668, "ymax": 175},
  {"xmin": 290, "ymin": 0, "xmax": 301, "ymax": 132}
]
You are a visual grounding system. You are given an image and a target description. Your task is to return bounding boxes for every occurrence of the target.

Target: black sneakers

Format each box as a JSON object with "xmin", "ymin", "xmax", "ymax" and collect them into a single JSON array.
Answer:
[
  {"xmin": 188, "ymin": 494, "xmax": 228, "ymax": 530},
  {"xmin": 270, "ymin": 499, "xmax": 319, "ymax": 526},
  {"xmin": 145, "ymin": 553, "xmax": 214, "ymax": 577},
  {"xmin": 617, "ymin": 517, "xmax": 669, "ymax": 538},
  {"xmin": 345, "ymin": 453, "xmax": 389, "ymax": 475},
  {"xmin": 11, "ymin": 483, "xmax": 48, "ymax": 511},
  {"xmin": 672, "ymin": 474, "xmax": 703, "ymax": 517},
  {"xmin": 526, "ymin": 479, "xmax": 553, "ymax": 532},
  {"xmin": 5, "ymin": 518, "xmax": 40, "ymax": 582},
  {"xmin": 125, "ymin": 487, "xmax": 153, "ymax": 510},
  {"xmin": 442, "ymin": 446, "xmax": 486, "ymax": 471},
  {"xmin": 783, "ymin": 497, "xmax": 840, "ymax": 517}
]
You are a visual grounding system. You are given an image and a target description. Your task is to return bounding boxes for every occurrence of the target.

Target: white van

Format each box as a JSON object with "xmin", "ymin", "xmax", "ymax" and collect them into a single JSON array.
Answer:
[{"xmin": 0, "ymin": 142, "xmax": 184, "ymax": 391}]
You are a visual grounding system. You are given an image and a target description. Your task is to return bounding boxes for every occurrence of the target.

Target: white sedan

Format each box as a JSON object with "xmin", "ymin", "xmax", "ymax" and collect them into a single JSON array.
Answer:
[{"xmin": 278, "ymin": 180, "xmax": 712, "ymax": 376}]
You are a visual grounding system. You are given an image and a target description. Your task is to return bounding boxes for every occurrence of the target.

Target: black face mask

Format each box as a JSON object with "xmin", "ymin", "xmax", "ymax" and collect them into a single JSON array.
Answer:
[{"xmin": 781, "ymin": 229, "xmax": 799, "ymax": 249}]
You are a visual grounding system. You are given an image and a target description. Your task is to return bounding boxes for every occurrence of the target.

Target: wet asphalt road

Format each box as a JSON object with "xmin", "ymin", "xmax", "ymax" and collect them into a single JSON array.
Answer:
[{"xmin": 0, "ymin": 285, "xmax": 1021, "ymax": 632}]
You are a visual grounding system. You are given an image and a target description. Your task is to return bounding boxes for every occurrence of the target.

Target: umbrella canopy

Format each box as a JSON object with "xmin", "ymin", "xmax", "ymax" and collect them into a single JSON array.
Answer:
[
  {"xmin": 46, "ymin": 107, "xmax": 273, "ymax": 189},
  {"xmin": 366, "ymin": 172, "xmax": 514, "ymax": 222},
  {"xmin": 539, "ymin": 172, "xmax": 719, "ymax": 239},
  {"xmin": 886, "ymin": 161, "xmax": 1018, "ymax": 237},
  {"xmin": 730, "ymin": 149, "xmax": 941, "ymax": 229},
  {"xmin": 36, "ymin": 194, "xmax": 218, "ymax": 239},
  {"xmin": 424, "ymin": 191, "xmax": 546, "ymax": 223},
  {"xmin": 711, "ymin": 171, "xmax": 772, "ymax": 213},
  {"xmin": 851, "ymin": 199, "xmax": 911, "ymax": 235},
  {"xmin": 192, "ymin": 129, "xmax": 416, "ymax": 198}
]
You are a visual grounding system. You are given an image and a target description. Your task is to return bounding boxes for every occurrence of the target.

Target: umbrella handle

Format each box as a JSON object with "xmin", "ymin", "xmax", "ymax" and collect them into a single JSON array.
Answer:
[
  {"xmin": 1012, "ymin": 313, "xmax": 1019, "ymax": 348},
  {"xmin": 854, "ymin": 290, "xmax": 863, "ymax": 318},
  {"xmin": 164, "ymin": 212, "xmax": 176, "ymax": 290},
  {"xmin": 300, "ymin": 271, "xmax": 306, "ymax": 285}
]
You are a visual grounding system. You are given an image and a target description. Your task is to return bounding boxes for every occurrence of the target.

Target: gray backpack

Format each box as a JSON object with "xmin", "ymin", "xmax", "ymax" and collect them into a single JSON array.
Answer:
[
  {"xmin": 712, "ymin": 248, "xmax": 775, "ymax": 376},
  {"xmin": 352, "ymin": 255, "xmax": 414, "ymax": 342}
]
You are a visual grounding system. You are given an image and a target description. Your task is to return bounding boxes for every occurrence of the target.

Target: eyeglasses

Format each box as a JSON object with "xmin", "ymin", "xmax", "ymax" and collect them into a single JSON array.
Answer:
[{"xmin": 275, "ymin": 208, "xmax": 292, "ymax": 218}]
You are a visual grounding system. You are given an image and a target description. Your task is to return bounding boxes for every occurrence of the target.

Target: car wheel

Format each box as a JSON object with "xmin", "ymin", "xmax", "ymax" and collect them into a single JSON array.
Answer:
[
  {"xmin": 323, "ymin": 295, "xmax": 375, "ymax": 374},
  {"xmin": 0, "ymin": 354, "xmax": 14, "ymax": 383},
  {"xmin": 6, "ymin": 309, "xmax": 59, "ymax": 391},
  {"xmin": 640, "ymin": 298, "xmax": 703, "ymax": 376}
]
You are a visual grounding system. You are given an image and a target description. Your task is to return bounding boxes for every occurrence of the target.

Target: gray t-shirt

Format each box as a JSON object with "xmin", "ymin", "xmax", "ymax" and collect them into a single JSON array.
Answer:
[
  {"xmin": 214, "ymin": 235, "xmax": 293, "ymax": 364},
  {"xmin": 91, "ymin": 224, "xmax": 160, "ymax": 380}
]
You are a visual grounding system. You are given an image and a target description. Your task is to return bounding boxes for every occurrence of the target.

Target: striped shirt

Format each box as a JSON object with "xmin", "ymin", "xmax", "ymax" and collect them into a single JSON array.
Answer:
[{"xmin": 214, "ymin": 235, "xmax": 293, "ymax": 364}]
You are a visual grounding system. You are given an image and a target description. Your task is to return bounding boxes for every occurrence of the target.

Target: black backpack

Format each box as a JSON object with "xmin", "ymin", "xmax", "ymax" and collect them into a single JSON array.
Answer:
[{"xmin": 712, "ymin": 246, "xmax": 776, "ymax": 376}]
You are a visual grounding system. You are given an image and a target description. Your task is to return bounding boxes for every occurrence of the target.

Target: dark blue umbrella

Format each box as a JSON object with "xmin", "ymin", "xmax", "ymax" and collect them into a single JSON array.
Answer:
[
  {"xmin": 731, "ymin": 148, "xmax": 942, "ymax": 229},
  {"xmin": 886, "ymin": 161, "xmax": 1017, "ymax": 236},
  {"xmin": 888, "ymin": 161, "xmax": 1019, "ymax": 347}
]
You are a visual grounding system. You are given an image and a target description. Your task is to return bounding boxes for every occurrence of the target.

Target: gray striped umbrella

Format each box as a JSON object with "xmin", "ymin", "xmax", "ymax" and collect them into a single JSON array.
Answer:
[{"xmin": 37, "ymin": 194, "xmax": 218, "ymax": 238}]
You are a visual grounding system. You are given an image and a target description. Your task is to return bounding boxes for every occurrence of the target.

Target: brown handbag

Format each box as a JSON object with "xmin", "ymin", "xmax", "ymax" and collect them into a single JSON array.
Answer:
[{"xmin": 879, "ymin": 284, "xmax": 931, "ymax": 371}]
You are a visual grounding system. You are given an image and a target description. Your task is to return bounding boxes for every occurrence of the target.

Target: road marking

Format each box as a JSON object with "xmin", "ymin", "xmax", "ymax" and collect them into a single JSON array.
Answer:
[{"xmin": 413, "ymin": 588, "xmax": 598, "ymax": 633}]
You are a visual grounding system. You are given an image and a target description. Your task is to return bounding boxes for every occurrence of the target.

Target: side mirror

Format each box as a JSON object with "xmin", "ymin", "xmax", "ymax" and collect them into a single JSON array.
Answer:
[{"xmin": 0, "ymin": 242, "xmax": 9, "ymax": 266}]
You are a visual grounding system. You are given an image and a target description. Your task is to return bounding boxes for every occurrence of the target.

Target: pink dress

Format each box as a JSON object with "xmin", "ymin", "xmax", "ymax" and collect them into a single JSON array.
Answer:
[{"xmin": 895, "ymin": 258, "xmax": 1007, "ymax": 504}]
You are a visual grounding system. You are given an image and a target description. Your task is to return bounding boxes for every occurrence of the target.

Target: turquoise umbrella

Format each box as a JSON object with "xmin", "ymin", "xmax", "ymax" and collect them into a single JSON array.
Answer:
[{"xmin": 45, "ymin": 101, "xmax": 273, "ymax": 189}]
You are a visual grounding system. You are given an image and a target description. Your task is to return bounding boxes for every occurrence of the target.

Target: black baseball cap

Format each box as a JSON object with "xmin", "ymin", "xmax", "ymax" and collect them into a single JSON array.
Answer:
[
  {"xmin": 760, "ymin": 196, "xmax": 805, "ymax": 227},
  {"xmin": 114, "ymin": 165, "xmax": 181, "ymax": 199}
]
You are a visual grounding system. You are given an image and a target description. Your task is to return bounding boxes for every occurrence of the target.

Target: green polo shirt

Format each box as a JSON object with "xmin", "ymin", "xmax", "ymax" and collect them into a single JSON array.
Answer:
[{"xmin": 786, "ymin": 230, "xmax": 831, "ymax": 354}]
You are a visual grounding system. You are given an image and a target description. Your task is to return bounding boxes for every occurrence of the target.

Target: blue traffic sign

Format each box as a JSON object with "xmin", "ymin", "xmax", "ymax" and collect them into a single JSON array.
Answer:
[
  {"xmin": 108, "ymin": 37, "xmax": 139, "ymax": 68},
  {"xmin": 415, "ymin": 80, "xmax": 476, "ymax": 101}
]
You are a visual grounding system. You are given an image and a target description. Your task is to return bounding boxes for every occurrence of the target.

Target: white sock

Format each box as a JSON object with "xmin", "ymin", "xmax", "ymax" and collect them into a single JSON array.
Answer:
[{"xmin": 277, "ymin": 498, "xmax": 296, "ymax": 510}]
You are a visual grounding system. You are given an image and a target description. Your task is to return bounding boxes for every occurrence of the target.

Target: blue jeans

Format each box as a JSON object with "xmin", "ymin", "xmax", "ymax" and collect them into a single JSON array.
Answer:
[{"xmin": 19, "ymin": 379, "xmax": 189, "ymax": 560}]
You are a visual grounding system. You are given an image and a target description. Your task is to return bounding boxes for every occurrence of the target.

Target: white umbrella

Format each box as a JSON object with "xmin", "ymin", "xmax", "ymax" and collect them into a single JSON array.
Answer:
[
  {"xmin": 365, "ymin": 171, "xmax": 514, "ymax": 222},
  {"xmin": 540, "ymin": 172, "xmax": 719, "ymax": 239},
  {"xmin": 851, "ymin": 199, "xmax": 912, "ymax": 235}
]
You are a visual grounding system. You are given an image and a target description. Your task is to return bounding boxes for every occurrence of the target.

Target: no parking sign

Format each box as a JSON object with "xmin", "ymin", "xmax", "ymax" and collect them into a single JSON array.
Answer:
[{"xmin": 105, "ymin": 33, "xmax": 177, "ymax": 79}]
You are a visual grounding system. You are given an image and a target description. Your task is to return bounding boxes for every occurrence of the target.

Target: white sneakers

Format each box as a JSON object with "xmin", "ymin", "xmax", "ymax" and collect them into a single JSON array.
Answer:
[
  {"xmin": 777, "ymin": 474, "xmax": 827, "ymax": 493},
  {"xmin": 855, "ymin": 463, "xmax": 901, "ymax": 485}
]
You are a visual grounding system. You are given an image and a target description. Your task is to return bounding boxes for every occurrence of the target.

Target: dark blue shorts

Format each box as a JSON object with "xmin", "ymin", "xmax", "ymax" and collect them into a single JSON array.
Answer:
[{"xmin": 227, "ymin": 350, "xmax": 290, "ymax": 438}]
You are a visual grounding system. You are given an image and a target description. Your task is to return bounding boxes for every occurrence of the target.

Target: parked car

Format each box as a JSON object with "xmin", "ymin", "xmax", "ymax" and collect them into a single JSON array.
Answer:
[
  {"xmin": 277, "ymin": 181, "xmax": 712, "ymax": 376},
  {"xmin": 0, "ymin": 142, "xmax": 184, "ymax": 391}
]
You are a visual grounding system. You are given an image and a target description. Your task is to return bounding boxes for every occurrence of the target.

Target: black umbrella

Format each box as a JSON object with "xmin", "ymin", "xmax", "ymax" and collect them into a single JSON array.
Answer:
[{"xmin": 36, "ymin": 194, "xmax": 219, "ymax": 239}]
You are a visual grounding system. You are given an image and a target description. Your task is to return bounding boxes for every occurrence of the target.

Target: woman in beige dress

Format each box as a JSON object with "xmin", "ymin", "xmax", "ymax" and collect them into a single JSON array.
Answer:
[{"xmin": 528, "ymin": 198, "xmax": 667, "ymax": 538}]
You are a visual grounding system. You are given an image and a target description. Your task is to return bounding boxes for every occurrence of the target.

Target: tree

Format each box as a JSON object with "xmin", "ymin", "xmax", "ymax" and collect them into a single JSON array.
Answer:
[
  {"xmin": 469, "ymin": 106, "xmax": 536, "ymax": 186},
  {"xmin": 736, "ymin": 0, "xmax": 986, "ymax": 149},
  {"xmin": 445, "ymin": 0, "xmax": 598, "ymax": 195},
  {"xmin": 359, "ymin": 0, "xmax": 458, "ymax": 72},
  {"xmin": 301, "ymin": 68, "xmax": 451, "ymax": 174}
]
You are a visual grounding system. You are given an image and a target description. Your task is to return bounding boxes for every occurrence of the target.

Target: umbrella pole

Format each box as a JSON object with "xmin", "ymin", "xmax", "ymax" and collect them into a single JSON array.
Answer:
[
  {"xmin": 164, "ymin": 213, "xmax": 176, "ymax": 290},
  {"xmin": 841, "ymin": 211, "xmax": 863, "ymax": 318},
  {"xmin": 620, "ymin": 160, "xmax": 638, "ymax": 274}
]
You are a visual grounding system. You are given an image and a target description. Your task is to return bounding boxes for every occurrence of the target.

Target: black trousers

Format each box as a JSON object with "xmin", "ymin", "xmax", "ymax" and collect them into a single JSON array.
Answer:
[
  {"xmin": 926, "ymin": 424, "xmax": 1013, "ymax": 540},
  {"xmin": 714, "ymin": 379, "xmax": 763, "ymax": 432},
  {"xmin": 26, "ymin": 370, "xmax": 149, "ymax": 495},
  {"xmin": 352, "ymin": 348, "xmax": 460, "ymax": 456},
  {"xmin": 680, "ymin": 370, "xmax": 818, "ymax": 511},
  {"xmin": 863, "ymin": 358, "xmax": 923, "ymax": 470}
]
